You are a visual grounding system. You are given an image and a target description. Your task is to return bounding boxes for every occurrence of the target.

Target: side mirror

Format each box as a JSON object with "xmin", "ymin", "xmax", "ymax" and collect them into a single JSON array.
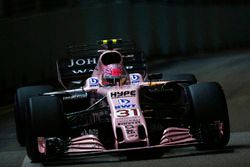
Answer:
[{"xmin": 148, "ymin": 73, "xmax": 163, "ymax": 80}]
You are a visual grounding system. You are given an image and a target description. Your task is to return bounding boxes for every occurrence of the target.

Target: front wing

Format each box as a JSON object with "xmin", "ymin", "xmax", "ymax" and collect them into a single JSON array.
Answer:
[{"xmin": 42, "ymin": 142, "xmax": 233, "ymax": 165}]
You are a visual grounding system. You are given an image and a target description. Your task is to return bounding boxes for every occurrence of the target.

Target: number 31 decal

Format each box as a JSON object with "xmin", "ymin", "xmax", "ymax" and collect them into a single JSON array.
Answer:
[{"xmin": 115, "ymin": 109, "xmax": 140, "ymax": 117}]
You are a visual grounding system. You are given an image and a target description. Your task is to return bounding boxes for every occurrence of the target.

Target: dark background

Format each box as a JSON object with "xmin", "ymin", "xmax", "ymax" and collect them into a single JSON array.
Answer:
[{"xmin": 0, "ymin": 0, "xmax": 250, "ymax": 105}]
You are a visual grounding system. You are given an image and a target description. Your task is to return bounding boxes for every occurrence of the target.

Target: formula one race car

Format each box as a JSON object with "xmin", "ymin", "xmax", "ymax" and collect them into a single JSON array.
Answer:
[{"xmin": 14, "ymin": 39, "xmax": 230, "ymax": 162}]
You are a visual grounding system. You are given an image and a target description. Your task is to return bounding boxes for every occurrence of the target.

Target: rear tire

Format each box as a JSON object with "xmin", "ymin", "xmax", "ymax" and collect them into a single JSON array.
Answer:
[
  {"xmin": 187, "ymin": 82, "xmax": 230, "ymax": 149},
  {"xmin": 26, "ymin": 96, "xmax": 65, "ymax": 162},
  {"xmin": 14, "ymin": 85, "xmax": 54, "ymax": 146}
]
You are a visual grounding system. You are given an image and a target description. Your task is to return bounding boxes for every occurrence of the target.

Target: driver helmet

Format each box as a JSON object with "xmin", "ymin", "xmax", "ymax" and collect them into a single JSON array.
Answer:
[{"xmin": 101, "ymin": 64, "xmax": 128, "ymax": 86}]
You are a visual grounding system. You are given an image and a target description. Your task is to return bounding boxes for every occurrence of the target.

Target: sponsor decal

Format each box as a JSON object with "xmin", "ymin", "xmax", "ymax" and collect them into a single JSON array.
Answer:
[
  {"xmin": 130, "ymin": 74, "xmax": 140, "ymax": 84},
  {"xmin": 63, "ymin": 94, "xmax": 87, "ymax": 100},
  {"xmin": 89, "ymin": 78, "xmax": 99, "ymax": 87},
  {"xmin": 67, "ymin": 58, "xmax": 97, "ymax": 67},
  {"xmin": 115, "ymin": 99, "xmax": 136, "ymax": 109},
  {"xmin": 117, "ymin": 121, "xmax": 140, "ymax": 126},
  {"xmin": 72, "ymin": 69, "xmax": 94, "ymax": 74},
  {"xmin": 110, "ymin": 90, "xmax": 136, "ymax": 98},
  {"xmin": 118, "ymin": 99, "xmax": 130, "ymax": 105},
  {"xmin": 117, "ymin": 118, "xmax": 140, "ymax": 126},
  {"xmin": 117, "ymin": 118, "xmax": 140, "ymax": 123},
  {"xmin": 125, "ymin": 124, "xmax": 137, "ymax": 137},
  {"xmin": 115, "ymin": 104, "xmax": 136, "ymax": 109}
]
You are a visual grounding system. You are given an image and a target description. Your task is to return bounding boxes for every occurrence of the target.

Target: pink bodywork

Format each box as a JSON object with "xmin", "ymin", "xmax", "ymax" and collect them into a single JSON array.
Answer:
[
  {"xmin": 68, "ymin": 135, "xmax": 105, "ymax": 153},
  {"xmin": 64, "ymin": 73, "xmax": 196, "ymax": 153},
  {"xmin": 160, "ymin": 127, "xmax": 196, "ymax": 145},
  {"xmin": 38, "ymin": 50, "xmax": 197, "ymax": 154},
  {"xmin": 83, "ymin": 74, "xmax": 150, "ymax": 150},
  {"xmin": 102, "ymin": 84, "xmax": 149, "ymax": 148}
]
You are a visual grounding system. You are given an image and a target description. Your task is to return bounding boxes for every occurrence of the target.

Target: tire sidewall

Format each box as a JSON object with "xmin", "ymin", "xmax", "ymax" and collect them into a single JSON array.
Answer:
[
  {"xmin": 14, "ymin": 85, "xmax": 54, "ymax": 146},
  {"xmin": 25, "ymin": 96, "xmax": 65, "ymax": 162},
  {"xmin": 187, "ymin": 82, "xmax": 230, "ymax": 148}
]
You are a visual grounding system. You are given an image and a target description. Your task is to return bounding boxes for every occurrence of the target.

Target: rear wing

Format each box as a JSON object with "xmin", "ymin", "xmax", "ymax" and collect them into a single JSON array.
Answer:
[{"xmin": 57, "ymin": 40, "xmax": 147, "ymax": 88}]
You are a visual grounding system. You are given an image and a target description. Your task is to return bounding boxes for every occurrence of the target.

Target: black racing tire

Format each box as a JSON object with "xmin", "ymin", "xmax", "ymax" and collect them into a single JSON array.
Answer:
[
  {"xmin": 187, "ymin": 82, "xmax": 230, "ymax": 149},
  {"xmin": 25, "ymin": 96, "xmax": 65, "ymax": 162},
  {"xmin": 14, "ymin": 85, "xmax": 54, "ymax": 146},
  {"xmin": 164, "ymin": 73, "xmax": 197, "ymax": 84}
]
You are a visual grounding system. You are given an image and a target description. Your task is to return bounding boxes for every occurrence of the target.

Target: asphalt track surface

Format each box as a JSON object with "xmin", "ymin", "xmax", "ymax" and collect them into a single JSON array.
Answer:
[{"xmin": 1, "ymin": 50, "xmax": 250, "ymax": 167}]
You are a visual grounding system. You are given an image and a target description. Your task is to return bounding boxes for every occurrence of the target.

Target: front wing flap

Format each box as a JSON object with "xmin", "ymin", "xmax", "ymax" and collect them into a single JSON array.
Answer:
[{"xmin": 42, "ymin": 142, "xmax": 232, "ymax": 166}]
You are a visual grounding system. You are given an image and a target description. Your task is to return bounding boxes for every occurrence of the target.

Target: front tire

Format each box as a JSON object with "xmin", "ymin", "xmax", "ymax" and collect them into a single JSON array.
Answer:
[
  {"xmin": 187, "ymin": 82, "xmax": 230, "ymax": 149},
  {"xmin": 26, "ymin": 96, "xmax": 65, "ymax": 162},
  {"xmin": 14, "ymin": 85, "xmax": 54, "ymax": 146}
]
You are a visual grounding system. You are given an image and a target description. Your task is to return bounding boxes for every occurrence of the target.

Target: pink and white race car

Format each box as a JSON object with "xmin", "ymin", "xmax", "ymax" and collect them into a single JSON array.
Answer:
[{"xmin": 14, "ymin": 39, "xmax": 230, "ymax": 162}]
